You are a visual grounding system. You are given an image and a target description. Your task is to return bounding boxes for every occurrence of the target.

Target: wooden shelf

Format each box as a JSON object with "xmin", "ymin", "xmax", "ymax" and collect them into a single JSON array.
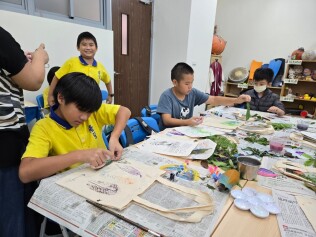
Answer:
[{"xmin": 284, "ymin": 78, "xmax": 316, "ymax": 83}]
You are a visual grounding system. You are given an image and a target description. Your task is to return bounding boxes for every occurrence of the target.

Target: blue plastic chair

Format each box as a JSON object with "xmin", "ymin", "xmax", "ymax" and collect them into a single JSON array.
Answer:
[
  {"xmin": 102, "ymin": 128, "xmax": 110, "ymax": 149},
  {"xmin": 35, "ymin": 94, "xmax": 46, "ymax": 119},
  {"xmin": 101, "ymin": 90, "xmax": 108, "ymax": 101},
  {"xmin": 140, "ymin": 104, "xmax": 161, "ymax": 124},
  {"xmin": 119, "ymin": 117, "xmax": 160, "ymax": 148}
]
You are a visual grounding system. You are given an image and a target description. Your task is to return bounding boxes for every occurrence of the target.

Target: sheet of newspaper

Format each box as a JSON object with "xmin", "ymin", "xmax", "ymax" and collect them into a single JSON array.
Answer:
[
  {"xmin": 28, "ymin": 147, "xmax": 229, "ymax": 237},
  {"xmin": 272, "ymin": 190, "xmax": 316, "ymax": 237}
]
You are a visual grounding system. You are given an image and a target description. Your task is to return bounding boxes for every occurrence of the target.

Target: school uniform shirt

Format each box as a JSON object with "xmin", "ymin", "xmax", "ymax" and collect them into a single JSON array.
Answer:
[
  {"xmin": 243, "ymin": 88, "xmax": 285, "ymax": 112},
  {"xmin": 42, "ymin": 86, "xmax": 50, "ymax": 108},
  {"xmin": 157, "ymin": 88, "xmax": 209, "ymax": 129},
  {"xmin": 55, "ymin": 56, "xmax": 111, "ymax": 85},
  {"xmin": 22, "ymin": 103, "xmax": 120, "ymax": 169}
]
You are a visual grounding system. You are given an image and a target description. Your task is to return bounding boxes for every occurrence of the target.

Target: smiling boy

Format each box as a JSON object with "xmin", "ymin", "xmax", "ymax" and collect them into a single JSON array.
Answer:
[
  {"xmin": 48, "ymin": 32, "xmax": 114, "ymax": 106},
  {"xmin": 157, "ymin": 62, "xmax": 251, "ymax": 129},
  {"xmin": 19, "ymin": 73, "xmax": 130, "ymax": 183}
]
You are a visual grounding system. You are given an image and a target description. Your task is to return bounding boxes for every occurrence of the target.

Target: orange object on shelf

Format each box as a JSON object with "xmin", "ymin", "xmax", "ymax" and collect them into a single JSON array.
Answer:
[{"xmin": 248, "ymin": 60, "xmax": 263, "ymax": 84}]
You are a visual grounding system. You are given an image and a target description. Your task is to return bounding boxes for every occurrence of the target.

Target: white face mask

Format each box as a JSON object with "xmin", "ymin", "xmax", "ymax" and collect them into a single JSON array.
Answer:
[{"xmin": 254, "ymin": 85, "xmax": 266, "ymax": 93}]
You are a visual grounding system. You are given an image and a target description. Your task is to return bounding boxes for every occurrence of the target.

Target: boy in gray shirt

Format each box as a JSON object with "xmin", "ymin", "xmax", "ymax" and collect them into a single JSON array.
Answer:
[{"xmin": 157, "ymin": 62, "xmax": 250, "ymax": 129}]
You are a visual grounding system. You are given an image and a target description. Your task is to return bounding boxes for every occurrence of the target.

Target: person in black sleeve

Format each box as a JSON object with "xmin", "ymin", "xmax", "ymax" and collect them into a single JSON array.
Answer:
[{"xmin": 0, "ymin": 26, "xmax": 49, "ymax": 237}]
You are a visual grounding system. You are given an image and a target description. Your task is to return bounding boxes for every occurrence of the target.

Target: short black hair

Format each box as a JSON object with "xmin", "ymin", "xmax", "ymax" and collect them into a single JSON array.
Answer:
[
  {"xmin": 171, "ymin": 62, "xmax": 194, "ymax": 82},
  {"xmin": 47, "ymin": 66, "xmax": 60, "ymax": 85},
  {"xmin": 53, "ymin": 72, "xmax": 102, "ymax": 113},
  {"xmin": 254, "ymin": 68, "xmax": 274, "ymax": 83},
  {"xmin": 77, "ymin": 31, "xmax": 98, "ymax": 48}
]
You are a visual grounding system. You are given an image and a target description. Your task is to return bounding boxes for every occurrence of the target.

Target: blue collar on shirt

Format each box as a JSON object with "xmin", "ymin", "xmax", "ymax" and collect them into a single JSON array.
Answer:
[
  {"xmin": 79, "ymin": 55, "xmax": 97, "ymax": 67},
  {"xmin": 50, "ymin": 104, "xmax": 72, "ymax": 130}
]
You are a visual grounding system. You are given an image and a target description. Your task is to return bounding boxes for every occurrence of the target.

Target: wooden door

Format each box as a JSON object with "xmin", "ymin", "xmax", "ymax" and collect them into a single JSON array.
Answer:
[{"xmin": 112, "ymin": 0, "xmax": 152, "ymax": 117}]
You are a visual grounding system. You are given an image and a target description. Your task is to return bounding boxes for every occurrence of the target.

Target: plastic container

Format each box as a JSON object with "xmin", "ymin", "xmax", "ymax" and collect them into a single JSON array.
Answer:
[
  {"xmin": 296, "ymin": 119, "xmax": 309, "ymax": 131},
  {"xmin": 269, "ymin": 137, "xmax": 285, "ymax": 153}
]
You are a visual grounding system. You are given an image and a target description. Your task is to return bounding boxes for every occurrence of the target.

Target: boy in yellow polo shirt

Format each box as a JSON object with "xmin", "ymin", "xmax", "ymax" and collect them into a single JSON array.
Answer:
[
  {"xmin": 43, "ymin": 66, "xmax": 60, "ymax": 109},
  {"xmin": 47, "ymin": 31, "xmax": 114, "ymax": 106},
  {"xmin": 19, "ymin": 72, "xmax": 131, "ymax": 183}
]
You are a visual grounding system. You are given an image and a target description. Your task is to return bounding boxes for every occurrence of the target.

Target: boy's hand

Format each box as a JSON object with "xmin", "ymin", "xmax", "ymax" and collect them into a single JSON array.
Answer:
[
  {"xmin": 267, "ymin": 106, "xmax": 284, "ymax": 116},
  {"xmin": 108, "ymin": 139, "xmax": 123, "ymax": 160},
  {"xmin": 236, "ymin": 94, "xmax": 251, "ymax": 104},
  {"xmin": 77, "ymin": 148, "xmax": 115, "ymax": 168},
  {"xmin": 188, "ymin": 116, "xmax": 204, "ymax": 126},
  {"xmin": 48, "ymin": 95, "xmax": 55, "ymax": 107},
  {"xmin": 106, "ymin": 96, "xmax": 113, "ymax": 104}
]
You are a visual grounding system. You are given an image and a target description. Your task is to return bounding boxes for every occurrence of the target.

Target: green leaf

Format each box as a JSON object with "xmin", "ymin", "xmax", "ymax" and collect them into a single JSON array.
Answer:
[
  {"xmin": 207, "ymin": 184, "xmax": 216, "ymax": 190},
  {"xmin": 228, "ymin": 159, "xmax": 235, "ymax": 168},
  {"xmin": 246, "ymin": 103, "xmax": 251, "ymax": 121},
  {"xmin": 304, "ymin": 159, "xmax": 314, "ymax": 166}
]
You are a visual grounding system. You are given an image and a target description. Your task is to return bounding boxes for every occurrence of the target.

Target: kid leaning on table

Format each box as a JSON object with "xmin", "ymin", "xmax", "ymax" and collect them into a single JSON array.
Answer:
[
  {"xmin": 19, "ymin": 72, "xmax": 131, "ymax": 183},
  {"xmin": 157, "ymin": 62, "xmax": 251, "ymax": 130},
  {"xmin": 241, "ymin": 68, "xmax": 285, "ymax": 117}
]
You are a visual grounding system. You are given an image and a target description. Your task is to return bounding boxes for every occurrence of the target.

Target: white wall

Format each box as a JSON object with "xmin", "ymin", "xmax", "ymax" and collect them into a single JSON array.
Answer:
[
  {"xmin": 215, "ymin": 0, "xmax": 316, "ymax": 78},
  {"xmin": 150, "ymin": 0, "xmax": 191, "ymax": 103},
  {"xmin": 150, "ymin": 0, "xmax": 217, "ymax": 115},
  {"xmin": 0, "ymin": 10, "xmax": 113, "ymax": 104}
]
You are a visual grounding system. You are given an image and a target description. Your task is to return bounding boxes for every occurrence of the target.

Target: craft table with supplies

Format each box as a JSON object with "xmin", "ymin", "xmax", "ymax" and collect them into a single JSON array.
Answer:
[{"xmin": 28, "ymin": 106, "xmax": 316, "ymax": 237}]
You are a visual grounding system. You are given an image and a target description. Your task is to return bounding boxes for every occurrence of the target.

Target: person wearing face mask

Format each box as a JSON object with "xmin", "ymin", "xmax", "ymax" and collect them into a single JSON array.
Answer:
[{"xmin": 242, "ymin": 68, "xmax": 285, "ymax": 116}]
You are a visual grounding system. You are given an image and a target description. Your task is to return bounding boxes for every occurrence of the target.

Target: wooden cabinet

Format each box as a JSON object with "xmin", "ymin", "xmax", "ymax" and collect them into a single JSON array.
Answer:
[{"xmin": 224, "ymin": 60, "xmax": 316, "ymax": 117}]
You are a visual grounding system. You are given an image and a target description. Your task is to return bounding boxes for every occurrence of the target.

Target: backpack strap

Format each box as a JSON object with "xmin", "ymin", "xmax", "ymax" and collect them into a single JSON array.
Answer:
[
  {"xmin": 145, "ymin": 105, "xmax": 152, "ymax": 117},
  {"xmin": 134, "ymin": 117, "xmax": 159, "ymax": 134},
  {"xmin": 123, "ymin": 125, "xmax": 134, "ymax": 147}
]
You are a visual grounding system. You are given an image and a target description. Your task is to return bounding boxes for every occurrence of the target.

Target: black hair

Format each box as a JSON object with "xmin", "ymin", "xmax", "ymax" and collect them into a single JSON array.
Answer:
[
  {"xmin": 171, "ymin": 62, "xmax": 194, "ymax": 82},
  {"xmin": 53, "ymin": 72, "xmax": 102, "ymax": 113},
  {"xmin": 77, "ymin": 31, "xmax": 98, "ymax": 48},
  {"xmin": 47, "ymin": 66, "xmax": 60, "ymax": 85},
  {"xmin": 254, "ymin": 68, "xmax": 274, "ymax": 83}
]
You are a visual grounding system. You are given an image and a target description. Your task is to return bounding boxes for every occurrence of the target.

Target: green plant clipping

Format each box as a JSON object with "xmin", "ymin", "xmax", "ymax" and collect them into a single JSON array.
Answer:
[{"xmin": 246, "ymin": 103, "xmax": 251, "ymax": 121}]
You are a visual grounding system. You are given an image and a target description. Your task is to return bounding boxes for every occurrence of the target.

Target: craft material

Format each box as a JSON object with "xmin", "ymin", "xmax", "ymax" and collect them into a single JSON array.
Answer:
[
  {"xmin": 269, "ymin": 137, "xmax": 285, "ymax": 153},
  {"xmin": 231, "ymin": 189, "xmax": 280, "ymax": 218},
  {"xmin": 297, "ymin": 120, "xmax": 309, "ymax": 131},
  {"xmin": 244, "ymin": 133, "xmax": 269, "ymax": 145},
  {"xmin": 237, "ymin": 156, "xmax": 261, "ymax": 180},
  {"xmin": 207, "ymin": 135, "xmax": 238, "ymax": 170},
  {"xmin": 246, "ymin": 102, "xmax": 251, "ymax": 121},
  {"xmin": 273, "ymin": 160, "xmax": 316, "ymax": 185},
  {"xmin": 257, "ymin": 168, "xmax": 278, "ymax": 177},
  {"xmin": 238, "ymin": 121, "xmax": 275, "ymax": 135},
  {"xmin": 160, "ymin": 164, "xmax": 200, "ymax": 181},
  {"xmin": 58, "ymin": 159, "xmax": 214, "ymax": 222},
  {"xmin": 90, "ymin": 159, "xmax": 113, "ymax": 170},
  {"xmin": 271, "ymin": 123, "xmax": 293, "ymax": 130},
  {"xmin": 217, "ymin": 169, "xmax": 241, "ymax": 191},
  {"xmin": 87, "ymin": 200, "xmax": 166, "ymax": 237}
]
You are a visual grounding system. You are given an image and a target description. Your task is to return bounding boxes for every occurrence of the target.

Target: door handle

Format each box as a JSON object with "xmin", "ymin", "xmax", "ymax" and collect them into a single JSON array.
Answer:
[{"xmin": 114, "ymin": 71, "xmax": 121, "ymax": 76}]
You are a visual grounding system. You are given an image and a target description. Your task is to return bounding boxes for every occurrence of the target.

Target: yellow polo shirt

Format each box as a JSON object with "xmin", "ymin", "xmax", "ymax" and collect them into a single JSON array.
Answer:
[
  {"xmin": 22, "ymin": 103, "xmax": 119, "ymax": 169},
  {"xmin": 42, "ymin": 87, "xmax": 49, "ymax": 108},
  {"xmin": 55, "ymin": 56, "xmax": 111, "ymax": 85}
]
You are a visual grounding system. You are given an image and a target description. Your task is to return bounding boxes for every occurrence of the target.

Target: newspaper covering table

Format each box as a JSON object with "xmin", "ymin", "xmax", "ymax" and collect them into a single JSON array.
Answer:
[
  {"xmin": 273, "ymin": 190, "xmax": 316, "ymax": 237},
  {"xmin": 28, "ymin": 147, "xmax": 229, "ymax": 237}
]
